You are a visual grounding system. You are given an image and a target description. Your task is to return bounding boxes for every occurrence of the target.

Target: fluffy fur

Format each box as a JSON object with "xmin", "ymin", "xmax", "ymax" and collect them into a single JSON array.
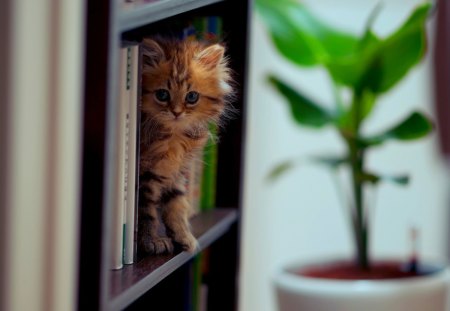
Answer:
[{"xmin": 138, "ymin": 37, "xmax": 234, "ymax": 254}]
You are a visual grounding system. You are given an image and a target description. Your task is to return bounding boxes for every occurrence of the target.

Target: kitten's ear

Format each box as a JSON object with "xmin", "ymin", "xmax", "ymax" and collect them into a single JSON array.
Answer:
[
  {"xmin": 196, "ymin": 44, "xmax": 225, "ymax": 69},
  {"xmin": 142, "ymin": 38, "xmax": 165, "ymax": 66}
]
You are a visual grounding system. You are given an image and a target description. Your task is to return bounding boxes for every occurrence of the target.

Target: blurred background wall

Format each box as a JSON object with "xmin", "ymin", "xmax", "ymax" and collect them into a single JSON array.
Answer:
[{"xmin": 239, "ymin": 0, "xmax": 450, "ymax": 310}]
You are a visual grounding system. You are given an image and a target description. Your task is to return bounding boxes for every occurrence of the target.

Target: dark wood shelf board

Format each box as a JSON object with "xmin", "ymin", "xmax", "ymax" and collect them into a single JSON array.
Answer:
[
  {"xmin": 107, "ymin": 208, "xmax": 238, "ymax": 311},
  {"xmin": 118, "ymin": 0, "xmax": 224, "ymax": 32}
]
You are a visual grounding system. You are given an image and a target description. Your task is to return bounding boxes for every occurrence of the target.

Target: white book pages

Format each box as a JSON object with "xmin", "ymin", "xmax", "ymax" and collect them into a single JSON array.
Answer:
[
  {"xmin": 124, "ymin": 44, "xmax": 139, "ymax": 264},
  {"xmin": 110, "ymin": 47, "xmax": 128, "ymax": 270}
]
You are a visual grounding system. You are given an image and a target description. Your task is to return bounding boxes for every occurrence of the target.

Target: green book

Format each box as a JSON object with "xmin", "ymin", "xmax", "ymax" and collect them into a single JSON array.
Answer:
[
  {"xmin": 200, "ymin": 123, "xmax": 218, "ymax": 211},
  {"xmin": 199, "ymin": 16, "xmax": 222, "ymax": 212}
]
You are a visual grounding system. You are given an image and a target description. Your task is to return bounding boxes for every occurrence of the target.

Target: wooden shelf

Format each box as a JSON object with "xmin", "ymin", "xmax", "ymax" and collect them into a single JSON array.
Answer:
[
  {"xmin": 108, "ymin": 208, "xmax": 238, "ymax": 310},
  {"xmin": 118, "ymin": 0, "xmax": 223, "ymax": 32}
]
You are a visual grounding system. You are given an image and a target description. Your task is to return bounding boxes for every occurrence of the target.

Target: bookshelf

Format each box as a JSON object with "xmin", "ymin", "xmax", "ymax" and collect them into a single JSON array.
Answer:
[{"xmin": 79, "ymin": 0, "xmax": 249, "ymax": 310}]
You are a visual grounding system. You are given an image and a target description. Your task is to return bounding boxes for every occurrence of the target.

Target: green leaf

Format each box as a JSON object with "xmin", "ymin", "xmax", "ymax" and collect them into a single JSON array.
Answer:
[
  {"xmin": 326, "ymin": 6, "xmax": 383, "ymax": 87},
  {"xmin": 268, "ymin": 160, "xmax": 296, "ymax": 181},
  {"xmin": 360, "ymin": 172, "xmax": 379, "ymax": 184},
  {"xmin": 257, "ymin": 0, "xmax": 431, "ymax": 94},
  {"xmin": 256, "ymin": 0, "xmax": 358, "ymax": 67},
  {"xmin": 385, "ymin": 175, "xmax": 410, "ymax": 185},
  {"xmin": 359, "ymin": 3, "xmax": 431, "ymax": 93},
  {"xmin": 385, "ymin": 112, "xmax": 434, "ymax": 140},
  {"xmin": 364, "ymin": 111, "xmax": 433, "ymax": 146},
  {"xmin": 327, "ymin": 2, "xmax": 431, "ymax": 92},
  {"xmin": 310, "ymin": 155, "xmax": 349, "ymax": 169},
  {"xmin": 268, "ymin": 75, "xmax": 334, "ymax": 128},
  {"xmin": 360, "ymin": 172, "xmax": 410, "ymax": 186}
]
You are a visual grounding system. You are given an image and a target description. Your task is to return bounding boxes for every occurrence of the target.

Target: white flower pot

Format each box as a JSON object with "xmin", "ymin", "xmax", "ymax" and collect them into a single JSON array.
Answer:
[{"xmin": 274, "ymin": 261, "xmax": 450, "ymax": 311}]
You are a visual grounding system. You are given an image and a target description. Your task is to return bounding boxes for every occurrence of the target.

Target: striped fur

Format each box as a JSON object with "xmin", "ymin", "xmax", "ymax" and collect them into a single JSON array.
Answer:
[{"xmin": 138, "ymin": 37, "xmax": 234, "ymax": 254}]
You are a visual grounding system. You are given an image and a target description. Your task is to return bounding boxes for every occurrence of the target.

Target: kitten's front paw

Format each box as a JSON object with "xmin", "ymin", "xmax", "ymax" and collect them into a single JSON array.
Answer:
[
  {"xmin": 174, "ymin": 233, "xmax": 199, "ymax": 253},
  {"xmin": 139, "ymin": 236, "xmax": 174, "ymax": 254}
]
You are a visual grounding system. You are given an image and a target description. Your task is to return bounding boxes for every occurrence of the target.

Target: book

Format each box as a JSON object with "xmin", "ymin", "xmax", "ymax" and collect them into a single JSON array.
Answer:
[
  {"xmin": 110, "ymin": 47, "xmax": 130, "ymax": 270},
  {"xmin": 198, "ymin": 16, "xmax": 222, "ymax": 213},
  {"xmin": 124, "ymin": 44, "xmax": 140, "ymax": 265},
  {"xmin": 200, "ymin": 124, "xmax": 218, "ymax": 212},
  {"xmin": 110, "ymin": 42, "xmax": 141, "ymax": 269}
]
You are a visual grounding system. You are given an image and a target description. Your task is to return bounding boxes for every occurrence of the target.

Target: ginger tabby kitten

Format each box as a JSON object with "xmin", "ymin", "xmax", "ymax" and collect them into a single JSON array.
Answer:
[{"xmin": 138, "ymin": 37, "xmax": 233, "ymax": 254}]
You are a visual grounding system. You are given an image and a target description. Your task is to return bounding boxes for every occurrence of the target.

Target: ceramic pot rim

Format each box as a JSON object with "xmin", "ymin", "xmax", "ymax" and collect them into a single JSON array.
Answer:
[{"xmin": 274, "ymin": 259, "xmax": 450, "ymax": 295}]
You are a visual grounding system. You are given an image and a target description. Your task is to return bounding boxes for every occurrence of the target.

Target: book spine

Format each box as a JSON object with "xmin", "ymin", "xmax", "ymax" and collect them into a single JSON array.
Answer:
[
  {"xmin": 191, "ymin": 255, "xmax": 202, "ymax": 311},
  {"xmin": 111, "ymin": 47, "xmax": 129, "ymax": 270},
  {"xmin": 133, "ymin": 44, "xmax": 143, "ymax": 263},
  {"xmin": 124, "ymin": 44, "xmax": 139, "ymax": 265},
  {"xmin": 200, "ymin": 124, "xmax": 218, "ymax": 212},
  {"xmin": 192, "ymin": 152, "xmax": 204, "ymax": 215},
  {"xmin": 200, "ymin": 17, "xmax": 222, "ymax": 212},
  {"xmin": 123, "ymin": 47, "xmax": 130, "ymax": 264}
]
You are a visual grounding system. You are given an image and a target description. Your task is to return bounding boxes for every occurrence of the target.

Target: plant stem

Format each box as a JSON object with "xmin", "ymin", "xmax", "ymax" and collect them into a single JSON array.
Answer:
[
  {"xmin": 349, "ymin": 90, "xmax": 370, "ymax": 270},
  {"xmin": 331, "ymin": 81, "xmax": 344, "ymax": 113},
  {"xmin": 350, "ymin": 145, "xmax": 369, "ymax": 269}
]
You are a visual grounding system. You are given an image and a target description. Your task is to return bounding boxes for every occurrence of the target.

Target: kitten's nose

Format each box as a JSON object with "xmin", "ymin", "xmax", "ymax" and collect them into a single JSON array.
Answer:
[{"xmin": 171, "ymin": 110, "xmax": 183, "ymax": 118}]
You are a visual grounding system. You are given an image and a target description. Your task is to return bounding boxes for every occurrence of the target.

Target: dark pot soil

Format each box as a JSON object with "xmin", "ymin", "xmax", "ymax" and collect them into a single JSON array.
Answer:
[{"xmin": 297, "ymin": 260, "xmax": 433, "ymax": 280}]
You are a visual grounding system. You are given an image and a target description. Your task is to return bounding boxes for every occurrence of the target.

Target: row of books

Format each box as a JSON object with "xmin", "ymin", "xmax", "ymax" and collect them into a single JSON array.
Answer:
[
  {"xmin": 184, "ymin": 16, "xmax": 223, "ymax": 311},
  {"xmin": 110, "ymin": 16, "xmax": 224, "ymax": 311}
]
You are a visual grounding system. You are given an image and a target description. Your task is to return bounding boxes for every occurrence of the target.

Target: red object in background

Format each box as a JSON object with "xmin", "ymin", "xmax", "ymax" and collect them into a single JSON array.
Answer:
[
  {"xmin": 298, "ymin": 260, "xmax": 425, "ymax": 280},
  {"xmin": 434, "ymin": 0, "xmax": 450, "ymax": 156}
]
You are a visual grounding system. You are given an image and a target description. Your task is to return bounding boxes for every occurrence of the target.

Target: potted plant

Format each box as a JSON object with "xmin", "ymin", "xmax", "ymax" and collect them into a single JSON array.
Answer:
[{"xmin": 256, "ymin": 0, "xmax": 450, "ymax": 310}]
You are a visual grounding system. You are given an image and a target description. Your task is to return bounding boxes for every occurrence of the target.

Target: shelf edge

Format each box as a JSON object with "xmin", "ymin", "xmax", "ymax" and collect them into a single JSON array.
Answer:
[
  {"xmin": 108, "ymin": 208, "xmax": 238, "ymax": 311},
  {"xmin": 118, "ymin": 0, "xmax": 224, "ymax": 33}
]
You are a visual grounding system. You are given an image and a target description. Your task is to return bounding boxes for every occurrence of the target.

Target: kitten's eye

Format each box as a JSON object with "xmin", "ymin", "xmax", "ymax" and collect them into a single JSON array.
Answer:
[
  {"xmin": 155, "ymin": 89, "xmax": 170, "ymax": 102},
  {"xmin": 185, "ymin": 91, "xmax": 199, "ymax": 105}
]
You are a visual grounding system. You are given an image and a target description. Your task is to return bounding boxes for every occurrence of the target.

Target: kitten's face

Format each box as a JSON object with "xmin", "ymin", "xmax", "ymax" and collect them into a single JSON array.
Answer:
[{"xmin": 141, "ymin": 38, "xmax": 232, "ymax": 130}]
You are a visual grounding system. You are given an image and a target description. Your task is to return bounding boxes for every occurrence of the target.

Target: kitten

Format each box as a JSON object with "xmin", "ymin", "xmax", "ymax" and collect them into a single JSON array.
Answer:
[{"xmin": 138, "ymin": 37, "xmax": 233, "ymax": 254}]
